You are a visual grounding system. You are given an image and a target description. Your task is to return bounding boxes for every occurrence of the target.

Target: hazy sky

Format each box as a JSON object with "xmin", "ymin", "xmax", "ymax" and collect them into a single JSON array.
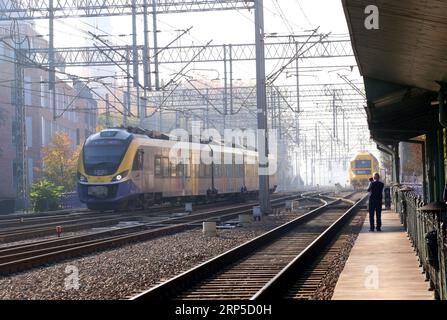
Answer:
[
  {"xmin": 34, "ymin": 0, "xmax": 356, "ymax": 84},
  {"xmin": 37, "ymin": 0, "xmax": 350, "ymax": 46},
  {"xmin": 31, "ymin": 1, "xmax": 372, "ymax": 182}
]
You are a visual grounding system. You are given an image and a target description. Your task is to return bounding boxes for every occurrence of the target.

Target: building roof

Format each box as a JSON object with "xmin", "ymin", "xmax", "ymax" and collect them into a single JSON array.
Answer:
[{"xmin": 342, "ymin": 0, "xmax": 447, "ymax": 143}]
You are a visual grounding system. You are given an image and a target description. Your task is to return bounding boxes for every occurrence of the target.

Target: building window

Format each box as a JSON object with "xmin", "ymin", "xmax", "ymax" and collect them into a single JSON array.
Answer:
[
  {"xmin": 28, "ymin": 158, "xmax": 34, "ymax": 185},
  {"xmin": 26, "ymin": 117, "xmax": 32, "ymax": 148},
  {"xmin": 24, "ymin": 76, "xmax": 32, "ymax": 106},
  {"xmin": 41, "ymin": 117, "xmax": 45, "ymax": 146},
  {"xmin": 40, "ymin": 77, "xmax": 47, "ymax": 108}
]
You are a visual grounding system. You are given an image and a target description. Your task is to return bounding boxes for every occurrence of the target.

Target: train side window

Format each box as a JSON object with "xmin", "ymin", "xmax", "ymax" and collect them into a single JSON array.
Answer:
[
  {"xmin": 155, "ymin": 157, "xmax": 162, "ymax": 176},
  {"xmin": 205, "ymin": 165, "xmax": 212, "ymax": 177},
  {"xmin": 177, "ymin": 163, "xmax": 189, "ymax": 178},
  {"xmin": 177, "ymin": 163, "xmax": 184, "ymax": 177},
  {"xmin": 238, "ymin": 164, "xmax": 244, "ymax": 177},
  {"xmin": 199, "ymin": 164, "xmax": 206, "ymax": 178},
  {"xmin": 133, "ymin": 150, "xmax": 144, "ymax": 171},
  {"xmin": 171, "ymin": 160, "xmax": 177, "ymax": 177},
  {"xmin": 162, "ymin": 158, "xmax": 169, "ymax": 177}
]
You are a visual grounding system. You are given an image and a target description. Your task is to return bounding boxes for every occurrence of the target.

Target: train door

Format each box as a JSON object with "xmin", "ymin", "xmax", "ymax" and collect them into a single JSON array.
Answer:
[
  {"xmin": 144, "ymin": 147, "xmax": 154, "ymax": 191},
  {"xmin": 179, "ymin": 145, "xmax": 192, "ymax": 196},
  {"xmin": 191, "ymin": 147, "xmax": 199, "ymax": 195},
  {"xmin": 132, "ymin": 149, "xmax": 145, "ymax": 193},
  {"xmin": 222, "ymin": 151, "xmax": 227, "ymax": 193},
  {"xmin": 232, "ymin": 153, "xmax": 237, "ymax": 192}
]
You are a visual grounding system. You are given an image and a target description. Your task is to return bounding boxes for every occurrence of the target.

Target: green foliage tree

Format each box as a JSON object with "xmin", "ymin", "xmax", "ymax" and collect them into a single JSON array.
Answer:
[{"xmin": 30, "ymin": 180, "xmax": 63, "ymax": 212}]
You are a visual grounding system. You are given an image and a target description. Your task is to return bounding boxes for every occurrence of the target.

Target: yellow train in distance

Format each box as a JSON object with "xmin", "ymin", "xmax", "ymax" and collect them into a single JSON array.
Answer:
[{"xmin": 349, "ymin": 151, "xmax": 379, "ymax": 189}]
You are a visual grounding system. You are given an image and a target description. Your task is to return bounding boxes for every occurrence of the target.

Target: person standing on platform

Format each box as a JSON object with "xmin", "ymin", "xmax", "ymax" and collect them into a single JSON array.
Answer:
[{"xmin": 367, "ymin": 173, "xmax": 384, "ymax": 232}]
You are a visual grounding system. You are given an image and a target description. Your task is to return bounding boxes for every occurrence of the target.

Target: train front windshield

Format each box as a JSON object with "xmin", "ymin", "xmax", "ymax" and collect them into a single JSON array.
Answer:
[
  {"xmin": 355, "ymin": 160, "xmax": 371, "ymax": 169},
  {"xmin": 83, "ymin": 139, "xmax": 130, "ymax": 176}
]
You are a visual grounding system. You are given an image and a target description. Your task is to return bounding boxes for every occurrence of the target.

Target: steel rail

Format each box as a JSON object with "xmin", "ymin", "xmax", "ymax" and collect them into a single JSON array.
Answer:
[
  {"xmin": 130, "ymin": 192, "xmax": 364, "ymax": 301},
  {"xmin": 0, "ymin": 194, "xmax": 310, "ymax": 275},
  {"xmin": 251, "ymin": 194, "xmax": 368, "ymax": 300}
]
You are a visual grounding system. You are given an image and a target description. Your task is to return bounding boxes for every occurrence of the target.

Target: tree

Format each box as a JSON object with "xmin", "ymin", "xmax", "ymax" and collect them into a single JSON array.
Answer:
[
  {"xmin": 41, "ymin": 132, "xmax": 80, "ymax": 192},
  {"xmin": 30, "ymin": 179, "xmax": 63, "ymax": 212}
]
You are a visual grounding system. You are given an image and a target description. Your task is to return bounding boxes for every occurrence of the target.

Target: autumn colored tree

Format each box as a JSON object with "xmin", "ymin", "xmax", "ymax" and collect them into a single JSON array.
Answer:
[{"xmin": 41, "ymin": 132, "xmax": 80, "ymax": 192}]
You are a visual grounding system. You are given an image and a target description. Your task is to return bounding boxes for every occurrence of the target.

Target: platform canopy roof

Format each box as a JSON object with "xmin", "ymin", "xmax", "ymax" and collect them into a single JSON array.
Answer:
[{"xmin": 342, "ymin": 0, "xmax": 447, "ymax": 144}]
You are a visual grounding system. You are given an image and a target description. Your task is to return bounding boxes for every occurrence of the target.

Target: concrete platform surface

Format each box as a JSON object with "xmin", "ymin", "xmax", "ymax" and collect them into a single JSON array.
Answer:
[{"xmin": 332, "ymin": 210, "xmax": 434, "ymax": 300}]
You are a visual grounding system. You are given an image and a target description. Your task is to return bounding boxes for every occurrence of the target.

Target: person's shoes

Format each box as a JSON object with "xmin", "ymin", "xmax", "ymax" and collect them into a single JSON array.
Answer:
[
  {"xmin": 369, "ymin": 228, "xmax": 375, "ymax": 232},
  {"xmin": 376, "ymin": 228, "xmax": 382, "ymax": 232}
]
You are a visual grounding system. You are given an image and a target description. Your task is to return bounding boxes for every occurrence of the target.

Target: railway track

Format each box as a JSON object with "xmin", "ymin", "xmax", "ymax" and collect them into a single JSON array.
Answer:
[
  {"xmin": 0, "ymin": 195, "xmax": 285, "ymax": 243},
  {"xmin": 284, "ymin": 211, "xmax": 366, "ymax": 300},
  {"xmin": 131, "ymin": 192, "xmax": 366, "ymax": 301},
  {"xmin": 0, "ymin": 194, "xmax": 315, "ymax": 276}
]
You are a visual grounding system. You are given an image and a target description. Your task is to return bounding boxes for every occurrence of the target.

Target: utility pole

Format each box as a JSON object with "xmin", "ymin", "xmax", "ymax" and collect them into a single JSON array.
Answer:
[
  {"xmin": 159, "ymin": 91, "xmax": 164, "ymax": 131},
  {"xmin": 342, "ymin": 110, "xmax": 346, "ymax": 147},
  {"xmin": 123, "ymin": 91, "xmax": 128, "ymax": 127},
  {"xmin": 295, "ymin": 44, "xmax": 301, "ymax": 187},
  {"xmin": 12, "ymin": 25, "xmax": 28, "ymax": 210},
  {"xmin": 105, "ymin": 93, "xmax": 111, "ymax": 128},
  {"xmin": 347, "ymin": 121, "xmax": 350, "ymax": 152},
  {"xmin": 125, "ymin": 48, "xmax": 131, "ymax": 127},
  {"xmin": 143, "ymin": 0, "xmax": 152, "ymax": 91},
  {"xmin": 277, "ymin": 91, "xmax": 282, "ymax": 138},
  {"xmin": 332, "ymin": 91, "xmax": 336, "ymax": 139},
  {"xmin": 255, "ymin": 0, "xmax": 271, "ymax": 215},
  {"xmin": 223, "ymin": 44, "xmax": 228, "ymax": 130},
  {"xmin": 49, "ymin": 0, "xmax": 56, "ymax": 121},
  {"xmin": 295, "ymin": 41, "xmax": 300, "ymax": 147},
  {"xmin": 131, "ymin": 0, "xmax": 143, "ymax": 126},
  {"xmin": 152, "ymin": 0, "xmax": 160, "ymax": 90},
  {"xmin": 304, "ymin": 135, "xmax": 308, "ymax": 186},
  {"xmin": 229, "ymin": 44, "xmax": 234, "ymax": 116},
  {"xmin": 206, "ymin": 88, "xmax": 210, "ymax": 130},
  {"xmin": 270, "ymin": 90, "xmax": 275, "ymax": 130},
  {"xmin": 315, "ymin": 123, "xmax": 318, "ymax": 185}
]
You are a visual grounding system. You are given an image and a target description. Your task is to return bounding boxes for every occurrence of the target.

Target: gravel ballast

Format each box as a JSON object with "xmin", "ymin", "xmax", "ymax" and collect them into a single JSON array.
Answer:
[
  {"xmin": 311, "ymin": 210, "xmax": 367, "ymax": 300},
  {"xmin": 0, "ymin": 210, "xmax": 307, "ymax": 300}
]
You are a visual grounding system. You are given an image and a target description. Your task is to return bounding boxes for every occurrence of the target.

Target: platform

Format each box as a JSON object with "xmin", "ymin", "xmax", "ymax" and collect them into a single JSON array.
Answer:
[{"xmin": 332, "ymin": 210, "xmax": 434, "ymax": 300}]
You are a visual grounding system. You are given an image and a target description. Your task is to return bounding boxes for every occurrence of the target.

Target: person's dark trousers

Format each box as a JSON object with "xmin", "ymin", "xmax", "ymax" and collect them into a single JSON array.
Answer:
[{"xmin": 369, "ymin": 202, "xmax": 382, "ymax": 230}]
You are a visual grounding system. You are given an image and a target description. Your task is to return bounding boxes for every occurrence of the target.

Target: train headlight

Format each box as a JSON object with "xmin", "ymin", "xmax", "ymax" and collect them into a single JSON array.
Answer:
[
  {"xmin": 78, "ymin": 172, "xmax": 88, "ymax": 183},
  {"xmin": 112, "ymin": 171, "xmax": 129, "ymax": 182}
]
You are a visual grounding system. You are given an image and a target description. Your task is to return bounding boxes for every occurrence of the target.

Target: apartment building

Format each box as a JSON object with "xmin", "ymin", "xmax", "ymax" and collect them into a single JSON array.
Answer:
[{"xmin": 0, "ymin": 22, "xmax": 98, "ymax": 211}]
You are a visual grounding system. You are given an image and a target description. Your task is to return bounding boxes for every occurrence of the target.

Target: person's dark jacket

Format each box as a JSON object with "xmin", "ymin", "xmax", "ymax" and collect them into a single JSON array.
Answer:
[{"xmin": 368, "ymin": 180, "xmax": 384, "ymax": 205}]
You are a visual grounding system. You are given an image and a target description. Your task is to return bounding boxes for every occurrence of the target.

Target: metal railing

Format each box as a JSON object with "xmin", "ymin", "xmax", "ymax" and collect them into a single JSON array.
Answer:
[{"xmin": 393, "ymin": 186, "xmax": 447, "ymax": 300}]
